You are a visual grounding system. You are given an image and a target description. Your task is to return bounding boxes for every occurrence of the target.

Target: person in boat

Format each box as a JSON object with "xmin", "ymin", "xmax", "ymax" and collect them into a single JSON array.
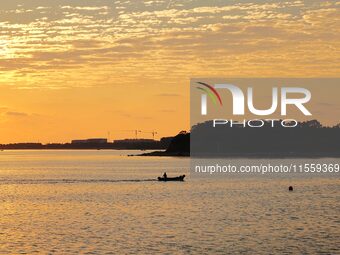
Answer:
[{"xmin": 163, "ymin": 172, "xmax": 167, "ymax": 179}]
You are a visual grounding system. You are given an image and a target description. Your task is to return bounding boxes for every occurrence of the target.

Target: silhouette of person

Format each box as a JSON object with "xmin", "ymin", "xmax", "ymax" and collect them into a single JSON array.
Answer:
[{"xmin": 163, "ymin": 172, "xmax": 167, "ymax": 179}]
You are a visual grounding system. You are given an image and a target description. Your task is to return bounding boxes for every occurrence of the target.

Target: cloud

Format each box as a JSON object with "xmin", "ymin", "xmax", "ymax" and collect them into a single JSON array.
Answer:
[
  {"xmin": 6, "ymin": 111, "xmax": 28, "ymax": 117},
  {"xmin": 0, "ymin": 1, "xmax": 339, "ymax": 89},
  {"xmin": 61, "ymin": 6, "xmax": 109, "ymax": 11},
  {"xmin": 36, "ymin": 6, "xmax": 50, "ymax": 10},
  {"xmin": 0, "ymin": 106, "xmax": 8, "ymax": 112},
  {"xmin": 317, "ymin": 102, "xmax": 340, "ymax": 109}
]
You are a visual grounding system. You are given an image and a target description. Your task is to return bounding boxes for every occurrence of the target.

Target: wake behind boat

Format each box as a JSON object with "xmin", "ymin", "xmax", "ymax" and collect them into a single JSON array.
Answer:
[{"xmin": 158, "ymin": 174, "xmax": 185, "ymax": 182}]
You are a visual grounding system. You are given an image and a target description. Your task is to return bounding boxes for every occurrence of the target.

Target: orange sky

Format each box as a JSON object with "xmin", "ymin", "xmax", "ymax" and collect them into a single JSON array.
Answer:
[{"xmin": 0, "ymin": 0, "xmax": 339, "ymax": 143}]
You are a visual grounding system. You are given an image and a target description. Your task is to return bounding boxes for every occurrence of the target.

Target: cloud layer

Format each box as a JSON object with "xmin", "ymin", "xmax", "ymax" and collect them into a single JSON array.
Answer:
[{"xmin": 0, "ymin": 0, "xmax": 339, "ymax": 89}]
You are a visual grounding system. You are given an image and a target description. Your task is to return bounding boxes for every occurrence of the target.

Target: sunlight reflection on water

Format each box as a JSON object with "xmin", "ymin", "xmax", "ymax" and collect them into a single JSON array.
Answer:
[{"xmin": 0, "ymin": 150, "xmax": 338, "ymax": 254}]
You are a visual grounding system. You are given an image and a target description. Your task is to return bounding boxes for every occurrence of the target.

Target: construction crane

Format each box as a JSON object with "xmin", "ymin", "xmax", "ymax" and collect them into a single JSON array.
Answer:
[
  {"xmin": 140, "ymin": 131, "xmax": 158, "ymax": 140},
  {"xmin": 107, "ymin": 131, "xmax": 111, "ymax": 143}
]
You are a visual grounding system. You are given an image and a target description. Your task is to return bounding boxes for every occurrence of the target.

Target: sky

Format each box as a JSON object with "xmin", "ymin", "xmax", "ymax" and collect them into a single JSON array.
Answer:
[{"xmin": 0, "ymin": 0, "xmax": 339, "ymax": 143}]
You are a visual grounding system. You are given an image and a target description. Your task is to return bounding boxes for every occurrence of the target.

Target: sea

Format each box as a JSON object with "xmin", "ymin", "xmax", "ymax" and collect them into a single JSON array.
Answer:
[{"xmin": 0, "ymin": 150, "xmax": 338, "ymax": 254}]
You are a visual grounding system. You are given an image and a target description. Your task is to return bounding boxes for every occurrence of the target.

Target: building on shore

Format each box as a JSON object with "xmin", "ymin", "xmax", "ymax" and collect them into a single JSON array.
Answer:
[
  {"xmin": 71, "ymin": 138, "xmax": 108, "ymax": 144},
  {"xmin": 113, "ymin": 138, "xmax": 154, "ymax": 144}
]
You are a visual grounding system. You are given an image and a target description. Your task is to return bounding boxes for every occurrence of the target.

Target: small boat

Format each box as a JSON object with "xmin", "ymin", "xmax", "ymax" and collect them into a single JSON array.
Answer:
[{"xmin": 158, "ymin": 175, "xmax": 185, "ymax": 182}]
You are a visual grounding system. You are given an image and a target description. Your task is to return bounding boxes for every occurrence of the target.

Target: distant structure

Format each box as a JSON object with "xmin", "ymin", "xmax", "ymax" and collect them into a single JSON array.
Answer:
[
  {"xmin": 0, "ymin": 136, "xmax": 173, "ymax": 150},
  {"xmin": 140, "ymin": 131, "xmax": 158, "ymax": 139},
  {"xmin": 113, "ymin": 138, "xmax": 154, "ymax": 145},
  {"xmin": 71, "ymin": 138, "xmax": 108, "ymax": 144}
]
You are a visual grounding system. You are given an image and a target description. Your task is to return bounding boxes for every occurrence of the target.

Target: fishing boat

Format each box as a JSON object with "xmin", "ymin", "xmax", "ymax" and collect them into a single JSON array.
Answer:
[{"xmin": 157, "ymin": 175, "xmax": 185, "ymax": 182}]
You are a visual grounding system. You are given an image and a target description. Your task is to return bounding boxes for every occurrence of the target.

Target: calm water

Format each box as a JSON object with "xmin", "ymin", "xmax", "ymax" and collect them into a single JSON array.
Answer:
[{"xmin": 0, "ymin": 150, "xmax": 339, "ymax": 254}]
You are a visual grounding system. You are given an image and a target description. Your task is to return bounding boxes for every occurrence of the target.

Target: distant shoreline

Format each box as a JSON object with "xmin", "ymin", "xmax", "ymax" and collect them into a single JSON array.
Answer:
[
  {"xmin": 0, "ymin": 148, "xmax": 157, "ymax": 150},
  {"xmin": 1, "ymin": 149, "xmax": 339, "ymax": 159},
  {"xmin": 0, "ymin": 145, "xmax": 167, "ymax": 150},
  {"xmin": 0, "ymin": 137, "xmax": 173, "ymax": 151}
]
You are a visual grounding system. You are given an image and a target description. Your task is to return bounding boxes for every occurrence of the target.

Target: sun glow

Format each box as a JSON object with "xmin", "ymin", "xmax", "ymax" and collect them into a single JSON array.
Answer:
[{"xmin": 0, "ymin": 0, "xmax": 338, "ymax": 143}]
